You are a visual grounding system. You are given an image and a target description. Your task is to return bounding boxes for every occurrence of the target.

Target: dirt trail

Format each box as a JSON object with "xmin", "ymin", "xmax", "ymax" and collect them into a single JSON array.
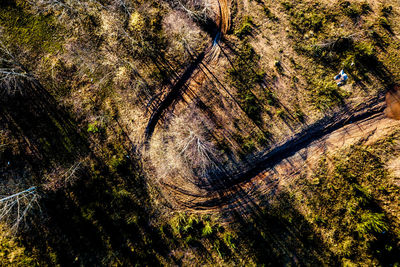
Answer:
[
  {"xmin": 198, "ymin": 97, "xmax": 386, "ymax": 191},
  {"xmin": 217, "ymin": 0, "xmax": 230, "ymax": 35},
  {"xmin": 167, "ymin": 96, "xmax": 400, "ymax": 213},
  {"xmin": 144, "ymin": 52, "xmax": 206, "ymax": 140},
  {"xmin": 144, "ymin": 0, "xmax": 230, "ymax": 141},
  {"xmin": 385, "ymin": 85, "xmax": 400, "ymax": 119},
  {"xmin": 146, "ymin": 1, "xmax": 400, "ymax": 214}
]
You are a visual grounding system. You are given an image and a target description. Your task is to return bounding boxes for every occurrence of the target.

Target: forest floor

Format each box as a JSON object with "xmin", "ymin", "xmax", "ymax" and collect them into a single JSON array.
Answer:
[
  {"xmin": 147, "ymin": 1, "xmax": 400, "ymax": 217},
  {"xmin": 1, "ymin": 0, "xmax": 400, "ymax": 265}
]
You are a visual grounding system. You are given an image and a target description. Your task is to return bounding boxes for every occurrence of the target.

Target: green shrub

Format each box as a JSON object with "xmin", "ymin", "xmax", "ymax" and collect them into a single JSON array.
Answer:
[
  {"xmin": 281, "ymin": 1, "xmax": 294, "ymax": 11},
  {"xmin": 379, "ymin": 17, "xmax": 391, "ymax": 31},
  {"xmin": 288, "ymin": 3, "xmax": 330, "ymax": 34},
  {"xmin": 309, "ymin": 80, "xmax": 349, "ymax": 110},
  {"xmin": 341, "ymin": 2, "xmax": 369, "ymax": 19},
  {"xmin": 202, "ymin": 221, "xmax": 213, "ymax": 236},
  {"xmin": 234, "ymin": 16, "xmax": 256, "ymax": 39},
  {"xmin": 381, "ymin": 5, "xmax": 393, "ymax": 17},
  {"xmin": 276, "ymin": 109, "xmax": 286, "ymax": 119},
  {"xmin": 242, "ymin": 138, "xmax": 256, "ymax": 154},
  {"xmin": 356, "ymin": 213, "xmax": 388, "ymax": 236},
  {"xmin": 263, "ymin": 6, "xmax": 278, "ymax": 21},
  {"xmin": 360, "ymin": 2, "xmax": 371, "ymax": 14},
  {"xmin": 87, "ymin": 122, "xmax": 100, "ymax": 133},
  {"xmin": 293, "ymin": 105, "xmax": 305, "ymax": 122},
  {"xmin": 0, "ymin": 225, "xmax": 39, "ymax": 266},
  {"xmin": 222, "ymin": 232, "xmax": 237, "ymax": 249},
  {"xmin": 352, "ymin": 42, "xmax": 376, "ymax": 66},
  {"xmin": 373, "ymin": 5, "xmax": 392, "ymax": 32},
  {"xmin": 0, "ymin": 5, "xmax": 61, "ymax": 54},
  {"xmin": 304, "ymin": 142, "xmax": 400, "ymax": 263},
  {"xmin": 274, "ymin": 60, "xmax": 284, "ymax": 74}
]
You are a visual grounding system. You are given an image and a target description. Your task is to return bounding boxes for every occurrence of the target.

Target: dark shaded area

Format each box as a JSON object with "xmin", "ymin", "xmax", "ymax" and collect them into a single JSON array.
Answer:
[
  {"xmin": 0, "ymin": 80, "xmax": 89, "ymax": 171},
  {"xmin": 22, "ymin": 156, "xmax": 175, "ymax": 266},
  {"xmin": 230, "ymin": 191, "xmax": 337, "ymax": 266},
  {"xmin": 303, "ymin": 147, "xmax": 400, "ymax": 265},
  {"xmin": 145, "ymin": 51, "xmax": 206, "ymax": 141},
  {"xmin": 0, "ymin": 0, "xmax": 16, "ymax": 8},
  {"xmin": 145, "ymin": 0, "xmax": 226, "ymax": 142},
  {"xmin": 0, "ymin": 79, "xmax": 174, "ymax": 265}
]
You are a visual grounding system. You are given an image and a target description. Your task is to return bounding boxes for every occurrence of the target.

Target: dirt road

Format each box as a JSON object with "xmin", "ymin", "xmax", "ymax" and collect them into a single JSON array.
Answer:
[
  {"xmin": 144, "ymin": 0, "xmax": 230, "ymax": 141},
  {"xmin": 217, "ymin": 0, "xmax": 230, "ymax": 35},
  {"xmin": 165, "ymin": 96, "xmax": 400, "ymax": 213}
]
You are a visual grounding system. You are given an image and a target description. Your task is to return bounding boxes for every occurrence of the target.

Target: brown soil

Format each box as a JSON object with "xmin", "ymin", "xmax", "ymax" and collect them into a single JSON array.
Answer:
[
  {"xmin": 166, "ymin": 98, "xmax": 400, "ymax": 215},
  {"xmin": 217, "ymin": 0, "xmax": 230, "ymax": 35},
  {"xmin": 385, "ymin": 85, "xmax": 400, "ymax": 120},
  {"xmin": 144, "ymin": 0, "xmax": 230, "ymax": 141}
]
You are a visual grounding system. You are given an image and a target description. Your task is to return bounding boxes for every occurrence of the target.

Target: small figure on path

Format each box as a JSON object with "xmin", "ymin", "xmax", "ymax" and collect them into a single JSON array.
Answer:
[{"xmin": 334, "ymin": 69, "xmax": 348, "ymax": 86}]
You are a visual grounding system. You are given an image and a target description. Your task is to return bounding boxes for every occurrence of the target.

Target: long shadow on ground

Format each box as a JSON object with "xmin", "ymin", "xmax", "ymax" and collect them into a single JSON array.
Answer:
[{"xmin": 198, "ymin": 95, "xmax": 387, "ymax": 192}]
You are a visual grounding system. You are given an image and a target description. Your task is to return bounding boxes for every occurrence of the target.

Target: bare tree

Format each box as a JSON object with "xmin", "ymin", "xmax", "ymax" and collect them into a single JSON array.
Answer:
[
  {"xmin": 111, "ymin": 0, "xmax": 131, "ymax": 16},
  {"xmin": 44, "ymin": 160, "xmax": 84, "ymax": 191},
  {"xmin": 28, "ymin": 0, "xmax": 108, "ymax": 23},
  {"xmin": 177, "ymin": 129, "xmax": 217, "ymax": 175},
  {"xmin": 0, "ymin": 187, "xmax": 40, "ymax": 233},
  {"xmin": 0, "ymin": 41, "xmax": 34, "ymax": 96},
  {"xmin": 168, "ymin": 109, "xmax": 219, "ymax": 176},
  {"xmin": 174, "ymin": 0, "xmax": 215, "ymax": 22}
]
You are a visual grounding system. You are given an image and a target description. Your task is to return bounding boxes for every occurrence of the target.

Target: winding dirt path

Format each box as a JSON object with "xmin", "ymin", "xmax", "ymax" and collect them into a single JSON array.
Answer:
[
  {"xmin": 144, "ymin": 0, "xmax": 230, "ymax": 141},
  {"xmin": 165, "ymin": 95, "xmax": 400, "ymax": 213},
  {"xmin": 217, "ymin": 0, "xmax": 230, "ymax": 35},
  {"xmin": 146, "ymin": 2, "xmax": 400, "ymax": 215}
]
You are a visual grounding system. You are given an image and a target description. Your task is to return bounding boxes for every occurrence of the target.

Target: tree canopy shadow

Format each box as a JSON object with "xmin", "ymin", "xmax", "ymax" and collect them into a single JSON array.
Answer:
[
  {"xmin": 0, "ymin": 80, "xmax": 89, "ymax": 171},
  {"xmin": 21, "ymin": 154, "xmax": 176, "ymax": 266}
]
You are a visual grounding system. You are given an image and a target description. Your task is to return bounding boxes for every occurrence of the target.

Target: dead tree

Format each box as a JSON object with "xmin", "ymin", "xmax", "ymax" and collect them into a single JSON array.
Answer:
[
  {"xmin": 177, "ymin": 129, "xmax": 217, "ymax": 175},
  {"xmin": 0, "ymin": 187, "xmax": 40, "ymax": 233},
  {"xmin": 174, "ymin": 0, "xmax": 215, "ymax": 22},
  {"xmin": 44, "ymin": 160, "xmax": 83, "ymax": 190},
  {"xmin": 0, "ymin": 41, "xmax": 34, "ymax": 96}
]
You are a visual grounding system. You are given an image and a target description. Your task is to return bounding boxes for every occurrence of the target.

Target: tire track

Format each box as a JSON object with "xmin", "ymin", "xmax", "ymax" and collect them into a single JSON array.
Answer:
[
  {"xmin": 144, "ymin": 2, "xmax": 400, "ymax": 215},
  {"xmin": 144, "ymin": 0, "xmax": 230, "ymax": 142},
  {"xmin": 172, "ymin": 95, "xmax": 400, "ymax": 212}
]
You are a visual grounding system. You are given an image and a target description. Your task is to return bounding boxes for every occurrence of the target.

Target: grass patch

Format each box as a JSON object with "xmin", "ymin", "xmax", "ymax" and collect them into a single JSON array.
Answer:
[
  {"xmin": 167, "ymin": 213, "xmax": 237, "ymax": 260},
  {"xmin": 0, "ymin": 3, "xmax": 62, "ymax": 55},
  {"xmin": 0, "ymin": 224, "xmax": 39, "ymax": 266},
  {"xmin": 302, "ymin": 136, "xmax": 400, "ymax": 265},
  {"xmin": 307, "ymin": 79, "xmax": 349, "ymax": 110},
  {"xmin": 227, "ymin": 41, "xmax": 267, "ymax": 124},
  {"xmin": 234, "ymin": 16, "xmax": 256, "ymax": 39}
]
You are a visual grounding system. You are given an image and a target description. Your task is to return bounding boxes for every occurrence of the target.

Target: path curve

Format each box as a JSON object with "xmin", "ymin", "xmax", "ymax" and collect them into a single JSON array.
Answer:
[
  {"xmin": 167, "ymin": 95, "xmax": 400, "ymax": 213},
  {"xmin": 144, "ymin": 0, "xmax": 230, "ymax": 141},
  {"xmin": 146, "ymin": 2, "xmax": 400, "ymax": 215}
]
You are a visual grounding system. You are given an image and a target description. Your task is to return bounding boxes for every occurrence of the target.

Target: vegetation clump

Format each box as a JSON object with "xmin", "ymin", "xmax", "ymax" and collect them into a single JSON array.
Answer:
[
  {"xmin": 234, "ymin": 16, "xmax": 256, "ymax": 39},
  {"xmin": 303, "ymin": 137, "xmax": 400, "ymax": 265}
]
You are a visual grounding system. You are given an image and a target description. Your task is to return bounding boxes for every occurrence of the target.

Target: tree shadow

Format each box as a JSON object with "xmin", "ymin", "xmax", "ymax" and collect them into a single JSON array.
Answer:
[
  {"xmin": 229, "ymin": 190, "xmax": 337, "ymax": 266},
  {"xmin": 0, "ymin": 80, "xmax": 89, "ymax": 170},
  {"xmin": 144, "ymin": 51, "xmax": 206, "ymax": 142},
  {"xmin": 197, "ymin": 95, "xmax": 385, "ymax": 191},
  {"xmin": 22, "ymin": 155, "xmax": 176, "ymax": 265},
  {"xmin": 0, "ymin": 78, "xmax": 176, "ymax": 265}
]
